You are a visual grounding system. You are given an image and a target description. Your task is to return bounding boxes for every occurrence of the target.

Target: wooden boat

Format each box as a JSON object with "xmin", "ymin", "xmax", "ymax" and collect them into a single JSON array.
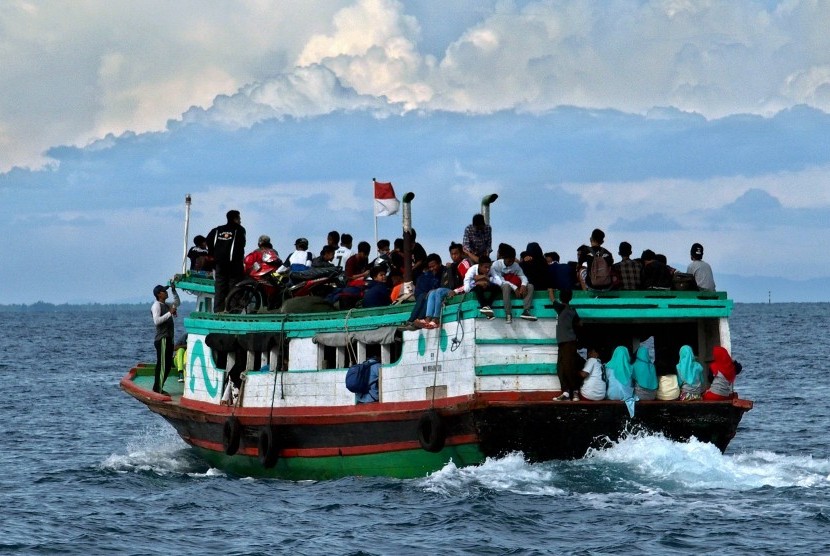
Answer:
[{"xmin": 121, "ymin": 195, "xmax": 752, "ymax": 479}]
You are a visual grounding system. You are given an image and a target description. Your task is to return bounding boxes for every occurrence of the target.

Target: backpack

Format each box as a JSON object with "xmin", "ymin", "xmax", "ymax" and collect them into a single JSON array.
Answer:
[
  {"xmin": 589, "ymin": 251, "xmax": 612, "ymax": 287},
  {"xmin": 345, "ymin": 358, "xmax": 377, "ymax": 394}
]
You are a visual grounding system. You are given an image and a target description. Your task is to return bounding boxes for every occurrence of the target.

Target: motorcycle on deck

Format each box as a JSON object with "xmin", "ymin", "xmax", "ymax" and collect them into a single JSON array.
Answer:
[{"xmin": 226, "ymin": 255, "xmax": 343, "ymax": 314}]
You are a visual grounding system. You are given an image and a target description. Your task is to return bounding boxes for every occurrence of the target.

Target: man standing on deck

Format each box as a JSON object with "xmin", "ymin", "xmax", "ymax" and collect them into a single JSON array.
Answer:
[
  {"xmin": 151, "ymin": 282, "xmax": 180, "ymax": 395},
  {"xmin": 207, "ymin": 210, "xmax": 246, "ymax": 312}
]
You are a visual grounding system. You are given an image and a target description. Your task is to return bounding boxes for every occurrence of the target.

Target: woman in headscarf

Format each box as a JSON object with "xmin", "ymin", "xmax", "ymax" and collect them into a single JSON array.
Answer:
[
  {"xmin": 655, "ymin": 342, "xmax": 680, "ymax": 400},
  {"xmin": 632, "ymin": 345, "xmax": 658, "ymax": 400},
  {"xmin": 606, "ymin": 346, "xmax": 635, "ymax": 401},
  {"xmin": 520, "ymin": 242, "xmax": 550, "ymax": 291},
  {"xmin": 676, "ymin": 345, "xmax": 704, "ymax": 401},
  {"xmin": 702, "ymin": 346, "xmax": 737, "ymax": 400}
]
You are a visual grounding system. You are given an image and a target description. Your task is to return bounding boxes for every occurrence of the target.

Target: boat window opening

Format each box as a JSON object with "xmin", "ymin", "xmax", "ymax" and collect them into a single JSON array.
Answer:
[
  {"xmin": 346, "ymin": 340, "xmax": 359, "ymax": 367},
  {"xmin": 580, "ymin": 321, "xmax": 700, "ymax": 371},
  {"xmin": 212, "ymin": 350, "xmax": 228, "ymax": 370},
  {"xmin": 389, "ymin": 331, "xmax": 403, "ymax": 364},
  {"xmin": 279, "ymin": 341, "xmax": 289, "ymax": 372},
  {"xmin": 320, "ymin": 345, "xmax": 338, "ymax": 370},
  {"xmin": 365, "ymin": 343, "xmax": 382, "ymax": 362},
  {"xmin": 318, "ymin": 333, "xmax": 403, "ymax": 368}
]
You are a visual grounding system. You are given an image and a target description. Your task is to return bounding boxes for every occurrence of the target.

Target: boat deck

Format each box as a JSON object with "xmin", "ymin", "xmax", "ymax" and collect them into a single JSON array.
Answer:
[{"xmin": 131, "ymin": 363, "xmax": 185, "ymax": 399}]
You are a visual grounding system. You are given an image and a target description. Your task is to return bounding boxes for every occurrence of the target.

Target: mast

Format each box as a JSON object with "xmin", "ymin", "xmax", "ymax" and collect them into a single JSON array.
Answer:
[{"xmin": 182, "ymin": 194, "xmax": 191, "ymax": 274}]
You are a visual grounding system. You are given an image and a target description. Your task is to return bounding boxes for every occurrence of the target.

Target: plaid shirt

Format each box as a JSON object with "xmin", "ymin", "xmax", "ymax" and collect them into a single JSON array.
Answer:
[
  {"xmin": 614, "ymin": 258, "xmax": 642, "ymax": 290},
  {"xmin": 462, "ymin": 224, "xmax": 492, "ymax": 258}
]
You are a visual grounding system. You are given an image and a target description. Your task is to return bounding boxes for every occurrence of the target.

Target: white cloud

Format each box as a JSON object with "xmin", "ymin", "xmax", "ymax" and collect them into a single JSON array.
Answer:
[
  {"xmin": 0, "ymin": 0, "xmax": 349, "ymax": 170},
  {"xmin": 180, "ymin": 65, "xmax": 394, "ymax": 127},
  {"xmin": 5, "ymin": 1, "xmax": 830, "ymax": 172}
]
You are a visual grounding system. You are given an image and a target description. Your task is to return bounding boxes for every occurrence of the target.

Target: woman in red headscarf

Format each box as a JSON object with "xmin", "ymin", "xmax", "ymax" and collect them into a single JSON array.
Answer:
[{"xmin": 702, "ymin": 346, "xmax": 737, "ymax": 400}]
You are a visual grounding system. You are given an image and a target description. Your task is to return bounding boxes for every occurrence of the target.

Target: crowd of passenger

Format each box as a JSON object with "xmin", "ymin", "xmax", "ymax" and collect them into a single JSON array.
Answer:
[
  {"xmin": 187, "ymin": 210, "xmax": 717, "ymax": 317},
  {"xmin": 555, "ymin": 341, "xmax": 742, "ymax": 405},
  {"xmin": 181, "ymin": 209, "xmax": 736, "ymax": 403}
]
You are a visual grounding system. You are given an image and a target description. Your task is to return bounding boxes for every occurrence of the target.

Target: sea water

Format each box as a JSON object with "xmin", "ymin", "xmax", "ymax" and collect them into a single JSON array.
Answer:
[{"xmin": 1, "ymin": 304, "xmax": 829, "ymax": 554}]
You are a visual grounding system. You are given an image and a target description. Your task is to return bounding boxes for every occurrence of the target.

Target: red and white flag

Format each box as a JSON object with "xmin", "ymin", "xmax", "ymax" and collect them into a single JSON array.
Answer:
[{"xmin": 373, "ymin": 180, "xmax": 400, "ymax": 217}]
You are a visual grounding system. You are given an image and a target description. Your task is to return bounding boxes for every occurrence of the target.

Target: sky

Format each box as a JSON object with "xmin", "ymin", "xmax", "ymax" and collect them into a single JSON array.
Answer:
[{"xmin": 2, "ymin": 0, "xmax": 830, "ymax": 304}]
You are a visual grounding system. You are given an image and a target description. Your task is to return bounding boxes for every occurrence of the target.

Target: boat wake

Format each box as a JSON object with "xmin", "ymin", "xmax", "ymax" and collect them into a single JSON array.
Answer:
[
  {"xmin": 583, "ymin": 430, "xmax": 830, "ymax": 491},
  {"xmin": 420, "ymin": 452, "xmax": 566, "ymax": 496},
  {"xmin": 99, "ymin": 424, "xmax": 220, "ymax": 478},
  {"xmin": 421, "ymin": 431, "xmax": 830, "ymax": 496}
]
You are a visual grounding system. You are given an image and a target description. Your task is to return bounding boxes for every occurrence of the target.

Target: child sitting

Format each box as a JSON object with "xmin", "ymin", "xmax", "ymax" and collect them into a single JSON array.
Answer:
[{"xmin": 579, "ymin": 348, "xmax": 607, "ymax": 401}]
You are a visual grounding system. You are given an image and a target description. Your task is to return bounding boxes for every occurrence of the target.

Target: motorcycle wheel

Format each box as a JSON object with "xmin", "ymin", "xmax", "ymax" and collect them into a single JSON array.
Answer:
[{"xmin": 225, "ymin": 285, "xmax": 262, "ymax": 314}]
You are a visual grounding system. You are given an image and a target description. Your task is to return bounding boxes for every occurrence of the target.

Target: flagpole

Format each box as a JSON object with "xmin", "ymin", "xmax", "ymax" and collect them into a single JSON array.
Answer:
[{"xmin": 373, "ymin": 178, "xmax": 378, "ymax": 256}]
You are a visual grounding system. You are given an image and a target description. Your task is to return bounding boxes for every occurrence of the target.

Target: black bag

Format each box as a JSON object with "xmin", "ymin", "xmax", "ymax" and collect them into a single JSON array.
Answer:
[{"xmin": 672, "ymin": 272, "xmax": 698, "ymax": 291}]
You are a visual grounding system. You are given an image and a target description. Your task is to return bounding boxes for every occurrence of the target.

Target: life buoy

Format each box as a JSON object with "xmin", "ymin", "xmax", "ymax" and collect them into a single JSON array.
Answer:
[
  {"xmin": 222, "ymin": 417, "xmax": 241, "ymax": 455},
  {"xmin": 258, "ymin": 426, "xmax": 280, "ymax": 468},
  {"xmin": 417, "ymin": 410, "xmax": 446, "ymax": 453}
]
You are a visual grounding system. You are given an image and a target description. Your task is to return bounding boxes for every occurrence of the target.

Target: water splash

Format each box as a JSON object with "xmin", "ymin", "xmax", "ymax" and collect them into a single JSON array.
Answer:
[
  {"xmin": 420, "ymin": 431, "xmax": 830, "ymax": 498},
  {"xmin": 99, "ymin": 423, "xmax": 217, "ymax": 477},
  {"xmin": 584, "ymin": 430, "xmax": 830, "ymax": 490},
  {"xmin": 419, "ymin": 452, "xmax": 565, "ymax": 496}
]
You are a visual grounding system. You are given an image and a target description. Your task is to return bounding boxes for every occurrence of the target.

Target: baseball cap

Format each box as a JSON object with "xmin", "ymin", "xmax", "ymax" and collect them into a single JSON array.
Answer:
[
  {"xmin": 153, "ymin": 284, "xmax": 169, "ymax": 296},
  {"xmin": 691, "ymin": 243, "xmax": 704, "ymax": 257}
]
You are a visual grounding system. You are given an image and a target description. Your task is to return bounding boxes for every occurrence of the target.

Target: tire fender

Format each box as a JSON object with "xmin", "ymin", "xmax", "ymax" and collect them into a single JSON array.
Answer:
[
  {"xmin": 417, "ymin": 410, "xmax": 446, "ymax": 453},
  {"xmin": 222, "ymin": 417, "xmax": 241, "ymax": 456},
  {"xmin": 258, "ymin": 426, "xmax": 280, "ymax": 468}
]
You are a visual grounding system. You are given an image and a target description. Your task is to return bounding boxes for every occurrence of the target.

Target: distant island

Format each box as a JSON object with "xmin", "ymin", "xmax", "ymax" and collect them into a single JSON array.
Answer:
[{"xmin": 0, "ymin": 301, "xmax": 197, "ymax": 313}]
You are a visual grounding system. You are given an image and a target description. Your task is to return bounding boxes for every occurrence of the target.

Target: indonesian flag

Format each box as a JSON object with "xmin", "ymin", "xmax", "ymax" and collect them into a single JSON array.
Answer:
[{"xmin": 374, "ymin": 180, "xmax": 400, "ymax": 217}]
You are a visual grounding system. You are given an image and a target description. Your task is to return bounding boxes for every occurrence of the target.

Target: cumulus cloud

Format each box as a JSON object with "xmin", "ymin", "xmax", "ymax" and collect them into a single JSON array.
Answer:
[
  {"xmin": 0, "ymin": 0, "xmax": 348, "ymax": 170},
  {"xmin": 179, "ymin": 65, "xmax": 395, "ymax": 127},
  {"xmin": 5, "ymin": 0, "xmax": 830, "ymax": 172}
]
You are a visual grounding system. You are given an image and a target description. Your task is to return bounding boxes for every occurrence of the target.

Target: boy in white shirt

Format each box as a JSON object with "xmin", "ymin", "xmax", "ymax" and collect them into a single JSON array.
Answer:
[
  {"xmin": 447, "ymin": 255, "xmax": 499, "ymax": 319},
  {"xmin": 579, "ymin": 348, "xmax": 607, "ymax": 401},
  {"xmin": 278, "ymin": 238, "xmax": 313, "ymax": 273},
  {"xmin": 490, "ymin": 244, "xmax": 536, "ymax": 323}
]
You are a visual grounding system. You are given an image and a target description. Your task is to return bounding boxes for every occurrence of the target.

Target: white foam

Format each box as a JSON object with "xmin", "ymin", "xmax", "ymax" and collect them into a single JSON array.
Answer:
[
  {"xmin": 99, "ymin": 422, "xmax": 208, "ymax": 476},
  {"xmin": 420, "ymin": 452, "xmax": 565, "ymax": 496},
  {"xmin": 418, "ymin": 432, "xmax": 830, "ymax": 497},
  {"xmin": 584, "ymin": 431, "xmax": 830, "ymax": 490}
]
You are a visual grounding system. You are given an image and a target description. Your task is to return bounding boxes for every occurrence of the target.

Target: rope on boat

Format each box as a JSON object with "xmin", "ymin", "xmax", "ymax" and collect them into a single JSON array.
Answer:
[
  {"xmin": 343, "ymin": 308, "xmax": 357, "ymax": 365},
  {"xmin": 267, "ymin": 316, "xmax": 287, "ymax": 426},
  {"xmin": 449, "ymin": 294, "xmax": 466, "ymax": 352},
  {"xmin": 428, "ymin": 294, "xmax": 468, "ymax": 407},
  {"xmin": 428, "ymin": 303, "xmax": 445, "ymax": 408}
]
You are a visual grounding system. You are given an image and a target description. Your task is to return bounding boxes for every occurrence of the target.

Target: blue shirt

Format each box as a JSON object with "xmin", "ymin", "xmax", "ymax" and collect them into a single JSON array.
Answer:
[
  {"xmin": 356, "ymin": 361, "xmax": 380, "ymax": 403},
  {"xmin": 362, "ymin": 280, "xmax": 391, "ymax": 308}
]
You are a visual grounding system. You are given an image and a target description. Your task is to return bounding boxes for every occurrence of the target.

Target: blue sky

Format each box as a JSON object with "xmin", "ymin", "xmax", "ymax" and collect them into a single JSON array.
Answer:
[{"xmin": 2, "ymin": 0, "xmax": 830, "ymax": 304}]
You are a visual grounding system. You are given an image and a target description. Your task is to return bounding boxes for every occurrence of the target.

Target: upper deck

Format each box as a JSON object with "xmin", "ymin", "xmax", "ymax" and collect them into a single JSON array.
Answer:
[{"xmin": 175, "ymin": 273, "xmax": 732, "ymax": 336}]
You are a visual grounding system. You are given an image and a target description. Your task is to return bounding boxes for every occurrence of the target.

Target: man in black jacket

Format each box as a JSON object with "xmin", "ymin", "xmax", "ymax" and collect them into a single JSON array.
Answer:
[{"xmin": 206, "ymin": 210, "xmax": 246, "ymax": 312}]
